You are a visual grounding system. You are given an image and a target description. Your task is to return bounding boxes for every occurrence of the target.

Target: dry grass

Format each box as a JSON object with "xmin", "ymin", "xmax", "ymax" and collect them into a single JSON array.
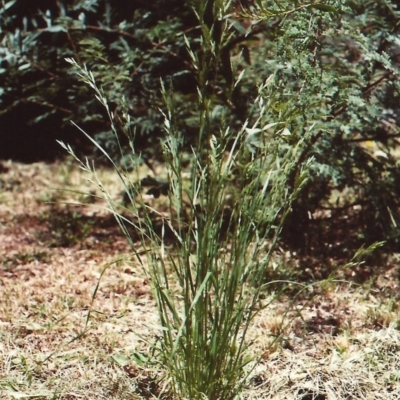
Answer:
[{"xmin": 0, "ymin": 159, "xmax": 399, "ymax": 399}]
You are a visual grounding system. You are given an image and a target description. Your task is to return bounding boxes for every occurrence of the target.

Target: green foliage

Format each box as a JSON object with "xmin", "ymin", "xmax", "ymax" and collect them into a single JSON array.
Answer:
[
  {"xmin": 246, "ymin": 0, "xmax": 400, "ymax": 257},
  {"xmin": 0, "ymin": 0, "xmax": 252, "ymax": 162}
]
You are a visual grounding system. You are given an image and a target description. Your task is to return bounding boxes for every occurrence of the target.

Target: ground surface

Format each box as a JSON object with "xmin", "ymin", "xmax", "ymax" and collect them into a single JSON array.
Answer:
[{"xmin": 0, "ymin": 160, "xmax": 400, "ymax": 399}]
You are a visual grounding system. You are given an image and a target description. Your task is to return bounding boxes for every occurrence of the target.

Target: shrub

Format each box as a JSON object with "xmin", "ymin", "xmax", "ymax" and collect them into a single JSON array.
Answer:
[
  {"xmin": 0, "ymin": 0, "xmax": 254, "ymax": 162},
  {"xmin": 245, "ymin": 0, "xmax": 400, "ymax": 259}
]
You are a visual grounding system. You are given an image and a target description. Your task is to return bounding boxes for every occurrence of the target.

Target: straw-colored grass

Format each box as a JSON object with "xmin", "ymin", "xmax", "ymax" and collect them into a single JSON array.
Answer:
[{"xmin": 1, "ymin": 160, "xmax": 399, "ymax": 399}]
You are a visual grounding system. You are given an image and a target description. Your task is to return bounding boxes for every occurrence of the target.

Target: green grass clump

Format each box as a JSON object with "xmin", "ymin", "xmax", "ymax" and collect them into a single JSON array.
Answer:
[
  {"xmin": 59, "ymin": 3, "xmax": 315, "ymax": 398},
  {"xmin": 61, "ymin": 69, "xmax": 312, "ymax": 400}
]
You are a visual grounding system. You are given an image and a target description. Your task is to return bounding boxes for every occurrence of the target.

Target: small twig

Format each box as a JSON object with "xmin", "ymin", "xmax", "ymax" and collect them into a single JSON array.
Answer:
[
  {"xmin": 343, "ymin": 132, "xmax": 400, "ymax": 143},
  {"xmin": 66, "ymin": 31, "xmax": 81, "ymax": 64},
  {"xmin": 5, "ymin": 51, "xmax": 60, "ymax": 79},
  {"xmin": 363, "ymin": 71, "xmax": 393, "ymax": 96},
  {"xmin": 5, "ymin": 93, "xmax": 72, "ymax": 114}
]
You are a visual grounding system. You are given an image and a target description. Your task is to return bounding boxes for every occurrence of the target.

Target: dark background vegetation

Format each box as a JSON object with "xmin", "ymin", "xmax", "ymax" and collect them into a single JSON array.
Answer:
[{"xmin": 1, "ymin": 0, "xmax": 400, "ymax": 265}]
